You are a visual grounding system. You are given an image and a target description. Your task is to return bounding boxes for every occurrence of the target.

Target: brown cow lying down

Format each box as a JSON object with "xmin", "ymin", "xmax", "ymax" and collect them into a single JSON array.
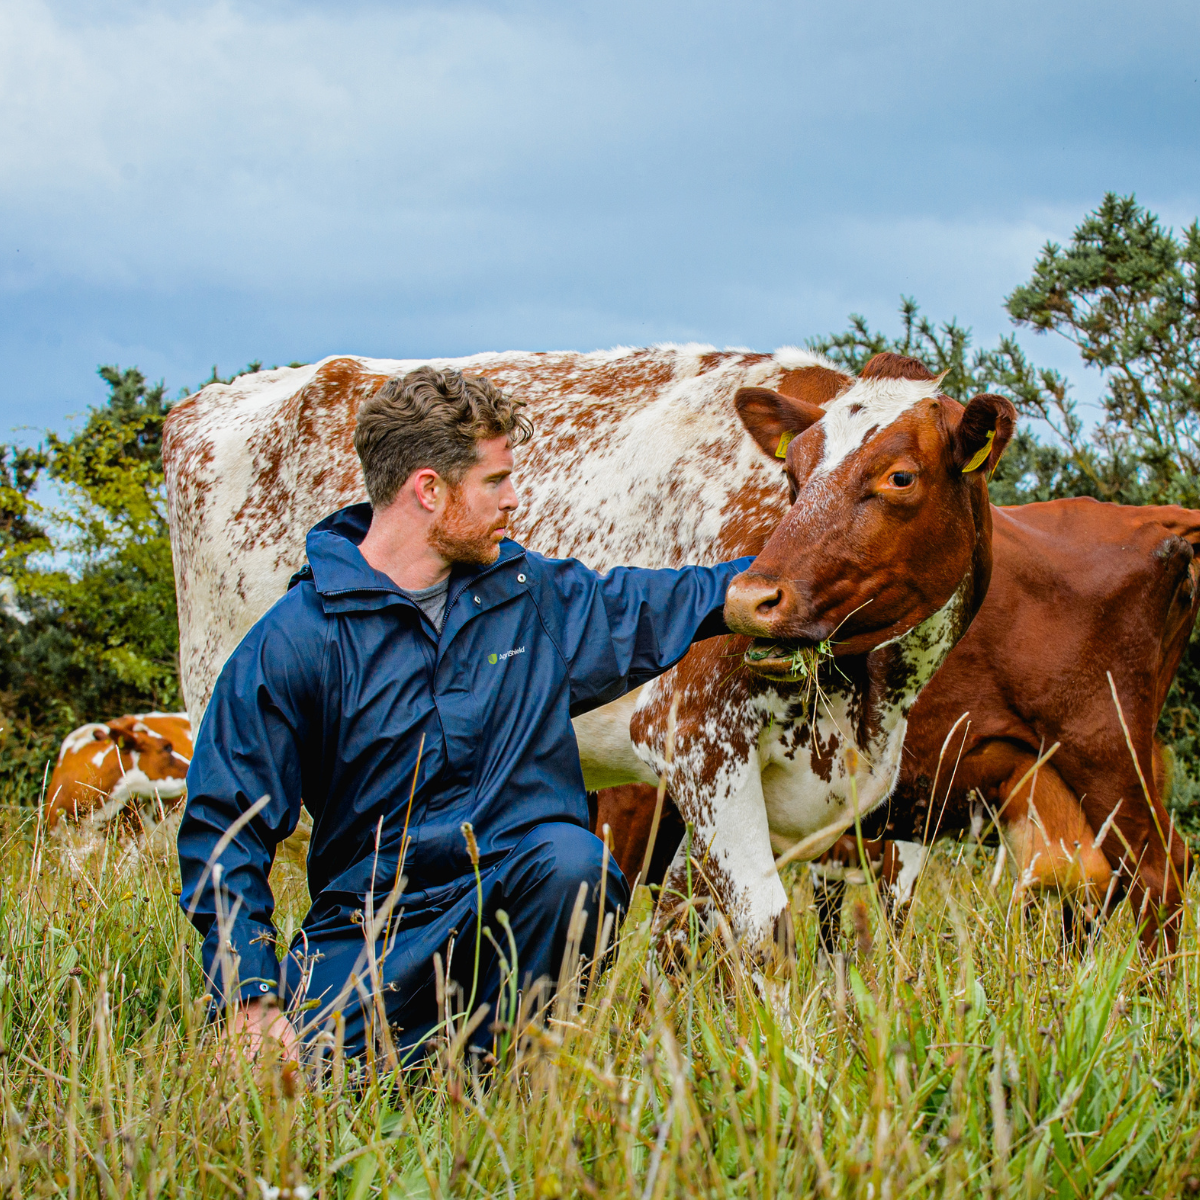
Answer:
[
  {"xmin": 599, "ymin": 499, "xmax": 1199, "ymax": 956},
  {"xmin": 45, "ymin": 713, "xmax": 194, "ymax": 828}
]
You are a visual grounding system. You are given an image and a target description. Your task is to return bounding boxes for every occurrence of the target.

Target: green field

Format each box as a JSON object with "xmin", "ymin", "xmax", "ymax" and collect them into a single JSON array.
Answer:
[{"xmin": 3, "ymin": 802, "xmax": 1200, "ymax": 1200}]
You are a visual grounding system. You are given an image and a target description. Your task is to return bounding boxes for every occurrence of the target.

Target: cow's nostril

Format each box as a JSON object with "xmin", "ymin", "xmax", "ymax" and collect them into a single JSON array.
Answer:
[
  {"xmin": 725, "ymin": 574, "xmax": 797, "ymax": 637},
  {"xmin": 756, "ymin": 588, "xmax": 783, "ymax": 614}
]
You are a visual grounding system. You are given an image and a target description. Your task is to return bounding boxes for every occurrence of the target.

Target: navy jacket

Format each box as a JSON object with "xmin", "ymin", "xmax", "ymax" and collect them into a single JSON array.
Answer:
[{"xmin": 178, "ymin": 502, "xmax": 752, "ymax": 1004}]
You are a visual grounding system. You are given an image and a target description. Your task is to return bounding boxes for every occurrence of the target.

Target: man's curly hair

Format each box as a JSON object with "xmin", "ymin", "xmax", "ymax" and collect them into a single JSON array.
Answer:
[{"xmin": 354, "ymin": 366, "xmax": 533, "ymax": 508}]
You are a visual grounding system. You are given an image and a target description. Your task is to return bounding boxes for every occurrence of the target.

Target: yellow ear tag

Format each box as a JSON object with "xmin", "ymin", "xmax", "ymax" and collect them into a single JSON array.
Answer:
[
  {"xmin": 775, "ymin": 430, "xmax": 797, "ymax": 459},
  {"xmin": 962, "ymin": 428, "xmax": 995, "ymax": 473}
]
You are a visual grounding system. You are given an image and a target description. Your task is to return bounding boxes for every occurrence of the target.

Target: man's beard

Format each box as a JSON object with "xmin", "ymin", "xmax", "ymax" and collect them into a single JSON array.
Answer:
[{"xmin": 429, "ymin": 486, "xmax": 506, "ymax": 566}]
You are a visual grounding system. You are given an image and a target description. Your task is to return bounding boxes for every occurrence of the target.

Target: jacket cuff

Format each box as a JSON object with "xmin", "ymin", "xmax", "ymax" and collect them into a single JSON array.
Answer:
[
  {"xmin": 696, "ymin": 557, "xmax": 757, "ymax": 640},
  {"xmin": 203, "ymin": 928, "xmax": 282, "ymax": 1011}
]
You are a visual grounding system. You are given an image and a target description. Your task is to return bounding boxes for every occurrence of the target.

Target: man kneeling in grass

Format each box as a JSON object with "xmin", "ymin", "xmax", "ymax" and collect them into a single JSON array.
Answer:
[{"xmin": 178, "ymin": 366, "xmax": 752, "ymax": 1063}]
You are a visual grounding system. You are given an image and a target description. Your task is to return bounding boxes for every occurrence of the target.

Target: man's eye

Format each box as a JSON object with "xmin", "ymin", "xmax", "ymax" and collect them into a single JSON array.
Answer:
[{"xmin": 889, "ymin": 471, "xmax": 915, "ymax": 488}]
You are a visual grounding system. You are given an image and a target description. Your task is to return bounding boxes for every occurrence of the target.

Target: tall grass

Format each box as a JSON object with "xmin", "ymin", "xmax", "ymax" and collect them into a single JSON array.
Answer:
[{"xmin": 3, "ymin": 805, "xmax": 1200, "ymax": 1199}]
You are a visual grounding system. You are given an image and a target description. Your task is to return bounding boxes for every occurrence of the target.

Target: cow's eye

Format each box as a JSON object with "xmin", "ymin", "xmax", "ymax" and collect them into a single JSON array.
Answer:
[{"xmin": 889, "ymin": 471, "xmax": 916, "ymax": 488}]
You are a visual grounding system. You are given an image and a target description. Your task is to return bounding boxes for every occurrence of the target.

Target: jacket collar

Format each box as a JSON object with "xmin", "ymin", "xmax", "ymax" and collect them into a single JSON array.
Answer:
[{"xmin": 304, "ymin": 502, "xmax": 525, "ymax": 609}]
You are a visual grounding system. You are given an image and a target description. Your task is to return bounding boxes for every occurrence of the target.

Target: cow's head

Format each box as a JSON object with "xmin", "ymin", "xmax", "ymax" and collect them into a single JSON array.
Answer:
[
  {"xmin": 104, "ymin": 718, "xmax": 191, "ymax": 784},
  {"xmin": 726, "ymin": 352, "xmax": 1014, "ymax": 673}
]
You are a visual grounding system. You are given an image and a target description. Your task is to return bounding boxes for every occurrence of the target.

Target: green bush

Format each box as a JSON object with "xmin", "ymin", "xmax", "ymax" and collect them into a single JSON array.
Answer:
[{"xmin": 0, "ymin": 366, "xmax": 231, "ymax": 801}]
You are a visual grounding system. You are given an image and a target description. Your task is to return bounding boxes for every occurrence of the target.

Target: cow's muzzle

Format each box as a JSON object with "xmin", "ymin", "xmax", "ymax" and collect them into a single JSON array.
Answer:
[
  {"xmin": 724, "ymin": 572, "xmax": 790, "ymax": 634},
  {"xmin": 726, "ymin": 572, "xmax": 834, "ymax": 679},
  {"xmin": 725, "ymin": 571, "xmax": 824, "ymax": 638}
]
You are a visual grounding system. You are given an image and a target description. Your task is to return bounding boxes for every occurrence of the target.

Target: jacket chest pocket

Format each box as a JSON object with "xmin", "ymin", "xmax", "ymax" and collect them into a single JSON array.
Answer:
[{"xmin": 433, "ymin": 607, "xmax": 540, "ymax": 765}]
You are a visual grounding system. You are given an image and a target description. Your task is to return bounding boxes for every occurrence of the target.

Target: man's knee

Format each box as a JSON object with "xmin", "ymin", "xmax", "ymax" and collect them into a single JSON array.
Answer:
[{"xmin": 507, "ymin": 822, "xmax": 629, "ymax": 912}]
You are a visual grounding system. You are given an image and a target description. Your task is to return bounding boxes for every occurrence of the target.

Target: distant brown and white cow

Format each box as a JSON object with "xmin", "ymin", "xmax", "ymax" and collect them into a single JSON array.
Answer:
[
  {"xmin": 46, "ymin": 713, "xmax": 194, "ymax": 828},
  {"xmin": 811, "ymin": 498, "xmax": 1200, "ymax": 954},
  {"xmin": 162, "ymin": 346, "xmax": 1013, "ymax": 959}
]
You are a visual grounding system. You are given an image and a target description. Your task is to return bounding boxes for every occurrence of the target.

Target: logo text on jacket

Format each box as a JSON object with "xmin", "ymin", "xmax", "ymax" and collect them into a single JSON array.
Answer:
[{"xmin": 488, "ymin": 646, "xmax": 526, "ymax": 665}]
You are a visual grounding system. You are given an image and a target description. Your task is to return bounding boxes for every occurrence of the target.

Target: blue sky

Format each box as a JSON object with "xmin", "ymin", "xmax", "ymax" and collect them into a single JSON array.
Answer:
[{"xmin": 1, "ymin": 0, "xmax": 1198, "ymax": 440}]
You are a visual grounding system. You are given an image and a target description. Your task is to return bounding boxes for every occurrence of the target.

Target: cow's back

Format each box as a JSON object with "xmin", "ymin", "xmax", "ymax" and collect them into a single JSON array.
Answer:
[
  {"xmin": 894, "ymin": 496, "xmax": 1200, "ymax": 831},
  {"xmin": 46, "ymin": 711, "xmax": 194, "ymax": 826},
  {"xmin": 163, "ymin": 345, "xmax": 822, "ymax": 722}
]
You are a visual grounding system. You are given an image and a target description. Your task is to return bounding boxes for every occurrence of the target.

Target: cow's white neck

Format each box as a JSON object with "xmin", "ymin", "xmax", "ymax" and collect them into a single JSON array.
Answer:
[
  {"xmin": 756, "ymin": 568, "xmax": 974, "ymax": 857},
  {"xmin": 867, "ymin": 566, "xmax": 974, "ymax": 733},
  {"xmin": 815, "ymin": 376, "xmax": 942, "ymax": 475}
]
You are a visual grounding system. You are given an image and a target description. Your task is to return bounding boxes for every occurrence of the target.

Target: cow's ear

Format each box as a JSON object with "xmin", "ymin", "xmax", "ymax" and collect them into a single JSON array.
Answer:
[
  {"xmin": 735, "ymin": 388, "xmax": 826, "ymax": 460},
  {"xmin": 105, "ymin": 720, "xmax": 142, "ymax": 750},
  {"xmin": 953, "ymin": 393, "xmax": 1016, "ymax": 476}
]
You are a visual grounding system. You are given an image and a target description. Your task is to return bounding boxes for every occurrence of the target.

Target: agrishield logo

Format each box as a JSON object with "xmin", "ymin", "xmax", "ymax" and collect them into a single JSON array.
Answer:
[{"xmin": 488, "ymin": 646, "xmax": 526, "ymax": 665}]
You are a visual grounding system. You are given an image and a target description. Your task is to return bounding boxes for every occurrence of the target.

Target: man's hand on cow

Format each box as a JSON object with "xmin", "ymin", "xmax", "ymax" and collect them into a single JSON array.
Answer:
[{"xmin": 217, "ymin": 997, "xmax": 300, "ymax": 1066}]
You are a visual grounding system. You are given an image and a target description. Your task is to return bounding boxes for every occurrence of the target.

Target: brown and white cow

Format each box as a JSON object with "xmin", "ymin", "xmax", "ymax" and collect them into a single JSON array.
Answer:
[
  {"xmin": 162, "ymin": 346, "xmax": 1013, "ymax": 959},
  {"xmin": 810, "ymin": 498, "xmax": 1200, "ymax": 955},
  {"xmin": 46, "ymin": 713, "xmax": 194, "ymax": 828},
  {"xmin": 598, "ymin": 500, "xmax": 1200, "ymax": 956}
]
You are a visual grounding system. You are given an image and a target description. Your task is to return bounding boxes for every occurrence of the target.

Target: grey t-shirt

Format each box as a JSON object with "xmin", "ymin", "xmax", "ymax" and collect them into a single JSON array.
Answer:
[{"xmin": 401, "ymin": 576, "xmax": 450, "ymax": 632}]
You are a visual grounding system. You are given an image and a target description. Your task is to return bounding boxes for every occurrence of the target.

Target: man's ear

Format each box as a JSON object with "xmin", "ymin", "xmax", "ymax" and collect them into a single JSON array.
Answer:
[
  {"xmin": 411, "ymin": 467, "xmax": 443, "ymax": 513},
  {"xmin": 953, "ymin": 393, "xmax": 1016, "ymax": 476},
  {"xmin": 735, "ymin": 388, "xmax": 826, "ymax": 460}
]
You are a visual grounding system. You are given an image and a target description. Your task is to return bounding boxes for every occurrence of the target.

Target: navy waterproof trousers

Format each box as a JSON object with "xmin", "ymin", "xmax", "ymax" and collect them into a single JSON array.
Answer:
[{"xmin": 278, "ymin": 822, "xmax": 629, "ymax": 1060}]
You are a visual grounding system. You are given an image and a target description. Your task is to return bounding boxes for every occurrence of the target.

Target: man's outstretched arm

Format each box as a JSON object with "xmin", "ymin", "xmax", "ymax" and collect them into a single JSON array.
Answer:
[{"xmin": 533, "ymin": 553, "xmax": 755, "ymax": 715}]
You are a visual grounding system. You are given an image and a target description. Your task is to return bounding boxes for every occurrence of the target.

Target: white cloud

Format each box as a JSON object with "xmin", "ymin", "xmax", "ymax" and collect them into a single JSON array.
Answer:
[
  {"xmin": 0, "ymin": 1, "xmax": 596, "ymax": 284},
  {"xmin": 0, "ymin": 0, "xmax": 1196, "ymax": 431}
]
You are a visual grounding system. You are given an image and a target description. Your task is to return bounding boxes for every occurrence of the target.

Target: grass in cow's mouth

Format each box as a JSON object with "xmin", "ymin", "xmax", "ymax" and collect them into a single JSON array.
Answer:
[
  {"xmin": 789, "ymin": 638, "xmax": 833, "ymax": 678},
  {"xmin": 5, "ymin": 804, "xmax": 1200, "ymax": 1197},
  {"xmin": 744, "ymin": 636, "xmax": 835, "ymax": 681}
]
